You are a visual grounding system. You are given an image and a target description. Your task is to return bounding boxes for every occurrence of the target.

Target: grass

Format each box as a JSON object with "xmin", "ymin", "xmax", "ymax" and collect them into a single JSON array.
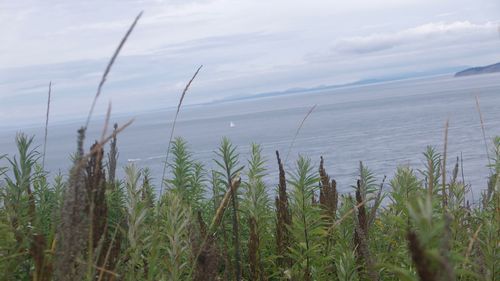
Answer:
[{"xmin": 0, "ymin": 132, "xmax": 499, "ymax": 281}]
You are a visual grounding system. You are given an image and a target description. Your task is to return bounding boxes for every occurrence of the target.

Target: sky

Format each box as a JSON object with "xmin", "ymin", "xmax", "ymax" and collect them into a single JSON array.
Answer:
[{"xmin": 1, "ymin": 0, "xmax": 500, "ymax": 126}]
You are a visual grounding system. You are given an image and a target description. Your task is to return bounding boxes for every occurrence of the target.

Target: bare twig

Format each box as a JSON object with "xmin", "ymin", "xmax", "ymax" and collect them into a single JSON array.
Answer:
[
  {"xmin": 464, "ymin": 224, "xmax": 483, "ymax": 265},
  {"xmin": 159, "ymin": 65, "xmax": 203, "ymax": 198},
  {"xmin": 84, "ymin": 11, "xmax": 143, "ymax": 130}
]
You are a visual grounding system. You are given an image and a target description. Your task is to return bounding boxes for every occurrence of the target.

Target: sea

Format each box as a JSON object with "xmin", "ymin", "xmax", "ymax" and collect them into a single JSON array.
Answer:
[{"xmin": 1, "ymin": 73, "xmax": 500, "ymax": 200}]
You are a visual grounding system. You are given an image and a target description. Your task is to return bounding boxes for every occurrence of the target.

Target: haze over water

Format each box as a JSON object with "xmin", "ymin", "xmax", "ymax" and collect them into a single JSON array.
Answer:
[{"xmin": 1, "ymin": 73, "xmax": 499, "ymax": 200}]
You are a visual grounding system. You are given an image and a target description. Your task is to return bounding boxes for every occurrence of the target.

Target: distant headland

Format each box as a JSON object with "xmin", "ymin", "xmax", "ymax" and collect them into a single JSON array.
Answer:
[{"xmin": 455, "ymin": 62, "xmax": 500, "ymax": 77}]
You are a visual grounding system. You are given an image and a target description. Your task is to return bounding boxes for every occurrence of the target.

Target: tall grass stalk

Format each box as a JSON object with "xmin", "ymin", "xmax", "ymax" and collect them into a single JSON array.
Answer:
[
  {"xmin": 159, "ymin": 65, "xmax": 203, "ymax": 199},
  {"xmin": 442, "ymin": 119, "xmax": 449, "ymax": 208},
  {"xmin": 42, "ymin": 81, "xmax": 51, "ymax": 169},
  {"xmin": 475, "ymin": 95, "xmax": 492, "ymax": 170},
  {"xmin": 84, "ymin": 11, "xmax": 143, "ymax": 130},
  {"xmin": 285, "ymin": 104, "xmax": 317, "ymax": 164}
]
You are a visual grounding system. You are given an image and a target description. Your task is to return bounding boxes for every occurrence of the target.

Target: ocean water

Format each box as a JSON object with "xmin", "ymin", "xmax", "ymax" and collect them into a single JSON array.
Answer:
[{"xmin": 1, "ymin": 73, "xmax": 500, "ymax": 199}]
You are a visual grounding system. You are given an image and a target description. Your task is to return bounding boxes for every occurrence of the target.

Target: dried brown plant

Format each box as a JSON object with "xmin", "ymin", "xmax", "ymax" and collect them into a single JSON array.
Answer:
[
  {"xmin": 248, "ymin": 217, "xmax": 265, "ymax": 281},
  {"xmin": 107, "ymin": 123, "xmax": 118, "ymax": 184},
  {"xmin": 353, "ymin": 181, "xmax": 377, "ymax": 281},
  {"xmin": 275, "ymin": 150, "xmax": 292, "ymax": 269},
  {"xmin": 192, "ymin": 211, "xmax": 221, "ymax": 281},
  {"xmin": 54, "ymin": 128, "xmax": 89, "ymax": 281},
  {"xmin": 86, "ymin": 142, "xmax": 108, "ymax": 249},
  {"xmin": 319, "ymin": 156, "xmax": 338, "ymax": 221}
]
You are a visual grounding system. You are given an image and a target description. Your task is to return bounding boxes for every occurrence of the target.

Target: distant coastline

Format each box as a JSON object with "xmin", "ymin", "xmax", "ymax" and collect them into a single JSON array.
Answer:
[
  {"xmin": 455, "ymin": 62, "xmax": 500, "ymax": 77},
  {"xmin": 213, "ymin": 67, "xmax": 464, "ymax": 105}
]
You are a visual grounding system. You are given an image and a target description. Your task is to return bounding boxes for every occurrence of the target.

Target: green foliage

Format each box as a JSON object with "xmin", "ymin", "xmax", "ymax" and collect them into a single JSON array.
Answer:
[
  {"xmin": 420, "ymin": 146, "xmax": 441, "ymax": 195},
  {"xmin": 287, "ymin": 156, "xmax": 324, "ymax": 280},
  {"xmin": 241, "ymin": 144, "xmax": 273, "ymax": 278},
  {"xmin": 1, "ymin": 134, "xmax": 40, "ymax": 280},
  {"xmin": 214, "ymin": 137, "xmax": 244, "ymax": 185},
  {"xmin": 161, "ymin": 191, "xmax": 192, "ymax": 281},
  {"xmin": 213, "ymin": 137, "xmax": 245, "ymax": 280},
  {"xmin": 164, "ymin": 137, "xmax": 206, "ymax": 213},
  {"xmin": 0, "ymin": 133, "xmax": 498, "ymax": 281},
  {"xmin": 122, "ymin": 164, "xmax": 150, "ymax": 280}
]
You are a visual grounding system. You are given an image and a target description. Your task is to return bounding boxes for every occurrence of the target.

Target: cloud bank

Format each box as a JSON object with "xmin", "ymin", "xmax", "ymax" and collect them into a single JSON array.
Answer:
[{"xmin": 334, "ymin": 21, "xmax": 499, "ymax": 54}]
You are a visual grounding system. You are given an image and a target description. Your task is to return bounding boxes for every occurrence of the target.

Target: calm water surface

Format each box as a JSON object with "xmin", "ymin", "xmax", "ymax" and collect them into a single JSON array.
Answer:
[{"xmin": 1, "ymin": 74, "xmax": 500, "ymax": 199}]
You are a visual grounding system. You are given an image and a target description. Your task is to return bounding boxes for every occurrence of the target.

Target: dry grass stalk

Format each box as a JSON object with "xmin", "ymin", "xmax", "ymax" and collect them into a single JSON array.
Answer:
[
  {"xmin": 442, "ymin": 119, "xmax": 449, "ymax": 208},
  {"xmin": 407, "ymin": 231, "xmax": 438, "ymax": 281},
  {"xmin": 285, "ymin": 104, "xmax": 317, "ymax": 164},
  {"xmin": 159, "ymin": 65, "xmax": 203, "ymax": 199},
  {"xmin": 190, "ymin": 177, "xmax": 241, "ymax": 280},
  {"xmin": 319, "ymin": 156, "xmax": 338, "ymax": 221},
  {"xmin": 42, "ymin": 81, "xmax": 51, "ymax": 169},
  {"xmin": 97, "ymin": 226, "xmax": 120, "ymax": 281},
  {"xmin": 475, "ymin": 95, "xmax": 492, "ymax": 170},
  {"xmin": 85, "ymin": 12, "xmax": 143, "ymax": 129},
  {"xmin": 275, "ymin": 150, "xmax": 292, "ymax": 269},
  {"xmin": 211, "ymin": 176, "xmax": 241, "ymax": 232},
  {"xmin": 210, "ymin": 171, "xmax": 233, "ymax": 279},
  {"xmin": 463, "ymin": 223, "xmax": 482, "ymax": 269}
]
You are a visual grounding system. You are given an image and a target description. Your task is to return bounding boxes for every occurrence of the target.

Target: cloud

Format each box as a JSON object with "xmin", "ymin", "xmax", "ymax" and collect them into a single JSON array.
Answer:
[
  {"xmin": 334, "ymin": 21, "xmax": 499, "ymax": 54},
  {"xmin": 151, "ymin": 32, "xmax": 282, "ymax": 56},
  {"xmin": 2, "ymin": 0, "xmax": 500, "ymax": 127}
]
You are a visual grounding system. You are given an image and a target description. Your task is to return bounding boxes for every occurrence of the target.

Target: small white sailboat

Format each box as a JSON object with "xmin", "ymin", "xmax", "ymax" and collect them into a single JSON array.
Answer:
[{"xmin": 229, "ymin": 121, "xmax": 235, "ymax": 128}]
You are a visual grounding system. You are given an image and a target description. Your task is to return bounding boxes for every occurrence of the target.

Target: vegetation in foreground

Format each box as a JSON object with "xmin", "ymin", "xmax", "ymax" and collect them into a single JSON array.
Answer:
[{"xmin": 0, "ymin": 128, "xmax": 499, "ymax": 281}]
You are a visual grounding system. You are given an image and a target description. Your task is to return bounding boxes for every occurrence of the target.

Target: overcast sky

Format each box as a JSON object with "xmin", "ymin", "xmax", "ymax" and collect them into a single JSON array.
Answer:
[{"xmin": 1, "ymin": 0, "xmax": 499, "ymax": 126}]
